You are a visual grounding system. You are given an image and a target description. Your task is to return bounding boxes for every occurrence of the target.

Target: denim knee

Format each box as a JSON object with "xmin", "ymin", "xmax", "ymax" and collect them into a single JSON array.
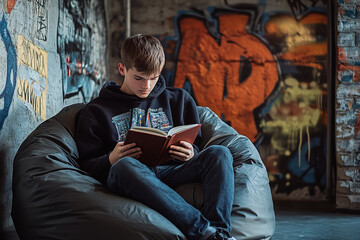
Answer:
[
  {"xmin": 107, "ymin": 157, "xmax": 146, "ymax": 194},
  {"xmin": 109, "ymin": 157, "xmax": 141, "ymax": 177},
  {"xmin": 205, "ymin": 145, "xmax": 233, "ymax": 167}
]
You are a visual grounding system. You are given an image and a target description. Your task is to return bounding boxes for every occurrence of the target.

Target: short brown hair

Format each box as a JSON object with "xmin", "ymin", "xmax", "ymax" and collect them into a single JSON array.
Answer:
[{"xmin": 120, "ymin": 34, "xmax": 165, "ymax": 75}]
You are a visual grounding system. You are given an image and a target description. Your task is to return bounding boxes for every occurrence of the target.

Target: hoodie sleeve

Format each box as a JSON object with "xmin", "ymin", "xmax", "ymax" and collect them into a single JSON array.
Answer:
[
  {"xmin": 178, "ymin": 90, "xmax": 202, "ymax": 155},
  {"xmin": 75, "ymin": 108, "xmax": 112, "ymax": 184}
]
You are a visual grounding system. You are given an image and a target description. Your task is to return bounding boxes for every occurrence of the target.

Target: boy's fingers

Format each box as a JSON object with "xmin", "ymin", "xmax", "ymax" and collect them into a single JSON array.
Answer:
[
  {"xmin": 171, "ymin": 142, "xmax": 192, "ymax": 151},
  {"xmin": 120, "ymin": 142, "xmax": 137, "ymax": 150},
  {"xmin": 179, "ymin": 141, "xmax": 192, "ymax": 148},
  {"xmin": 170, "ymin": 147, "xmax": 190, "ymax": 155},
  {"xmin": 126, "ymin": 148, "xmax": 141, "ymax": 154},
  {"xmin": 169, "ymin": 150, "xmax": 189, "ymax": 158},
  {"xmin": 170, "ymin": 145, "xmax": 186, "ymax": 152}
]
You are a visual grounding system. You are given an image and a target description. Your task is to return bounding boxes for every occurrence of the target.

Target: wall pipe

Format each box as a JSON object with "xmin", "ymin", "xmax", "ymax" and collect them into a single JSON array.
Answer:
[
  {"xmin": 125, "ymin": 0, "xmax": 131, "ymax": 38},
  {"xmin": 326, "ymin": 0, "xmax": 336, "ymax": 200}
]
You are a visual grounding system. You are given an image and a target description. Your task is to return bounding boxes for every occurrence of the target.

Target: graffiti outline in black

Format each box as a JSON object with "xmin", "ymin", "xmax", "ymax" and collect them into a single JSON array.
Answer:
[{"xmin": 287, "ymin": 0, "xmax": 327, "ymax": 18}]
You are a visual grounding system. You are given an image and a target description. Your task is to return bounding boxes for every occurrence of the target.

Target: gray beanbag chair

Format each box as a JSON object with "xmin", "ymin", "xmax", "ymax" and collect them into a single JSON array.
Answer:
[{"xmin": 12, "ymin": 104, "xmax": 275, "ymax": 239}]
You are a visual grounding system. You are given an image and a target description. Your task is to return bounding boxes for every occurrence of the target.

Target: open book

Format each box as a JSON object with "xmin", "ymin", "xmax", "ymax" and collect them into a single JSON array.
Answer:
[{"xmin": 124, "ymin": 123, "xmax": 202, "ymax": 166}]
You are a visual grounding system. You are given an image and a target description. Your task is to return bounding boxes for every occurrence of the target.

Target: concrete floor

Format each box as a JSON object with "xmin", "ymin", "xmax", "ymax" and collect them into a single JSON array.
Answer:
[
  {"xmin": 272, "ymin": 200, "xmax": 360, "ymax": 240},
  {"xmin": 3, "ymin": 201, "xmax": 360, "ymax": 240},
  {"xmin": 273, "ymin": 209, "xmax": 360, "ymax": 239}
]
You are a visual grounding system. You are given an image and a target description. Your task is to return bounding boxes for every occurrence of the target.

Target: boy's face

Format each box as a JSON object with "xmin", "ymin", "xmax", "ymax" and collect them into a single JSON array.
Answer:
[{"xmin": 118, "ymin": 63, "xmax": 160, "ymax": 98}]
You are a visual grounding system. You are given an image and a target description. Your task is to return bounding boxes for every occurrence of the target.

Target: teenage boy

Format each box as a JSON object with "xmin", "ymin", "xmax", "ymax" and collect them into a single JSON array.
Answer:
[{"xmin": 76, "ymin": 34, "xmax": 235, "ymax": 240}]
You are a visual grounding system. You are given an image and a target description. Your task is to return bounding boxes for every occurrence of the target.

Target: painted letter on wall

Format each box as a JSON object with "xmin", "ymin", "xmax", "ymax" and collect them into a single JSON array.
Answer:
[
  {"xmin": 0, "ymin": 14, "xmax": 17, "ymax": 131},
  {"xmin": 17, "ymin": 35, "xmax": 48, "ymax": 120}
]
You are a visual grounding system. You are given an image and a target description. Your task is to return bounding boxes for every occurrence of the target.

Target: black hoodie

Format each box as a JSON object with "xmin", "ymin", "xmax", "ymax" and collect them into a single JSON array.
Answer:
[{"xmin": 75, "ymin": 76, "xmax": 201, "ymax": 184}]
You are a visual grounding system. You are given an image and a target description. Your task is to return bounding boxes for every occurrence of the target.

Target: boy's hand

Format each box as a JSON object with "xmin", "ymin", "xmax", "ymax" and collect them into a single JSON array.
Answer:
[
  {"xmin": 169, "ymin": 141, "xmax": 194, "ymax": 162},
  {"xmin": 109, "ymin": 142, "xmax": 142, "ymax": 165}
]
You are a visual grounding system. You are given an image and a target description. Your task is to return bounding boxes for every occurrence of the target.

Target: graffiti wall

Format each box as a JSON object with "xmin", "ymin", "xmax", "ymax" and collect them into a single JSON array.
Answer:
[
  {"xmin": 164, "ymin": 1, "xmax": 328, "ymax": 199},
  {"xmin": 0, "ymin": 0, "xmax": 107, "ymax": 233},
  {"xmin": 57, "ymin": 0, "xmax": 107, "ymax": 104},
  {"xmin": 17, "ymin": 34, "xmax": 48, "ymax": 120},
  {"xmin": 336, "ymin": 0, "xmax": 360, "ymax": 210}
]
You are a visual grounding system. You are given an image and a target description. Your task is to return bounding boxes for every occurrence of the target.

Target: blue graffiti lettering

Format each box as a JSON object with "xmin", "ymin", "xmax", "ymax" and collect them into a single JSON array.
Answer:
[{"xmin": 0, "ymin": 13, "xmax": 17, "ymax": 131}]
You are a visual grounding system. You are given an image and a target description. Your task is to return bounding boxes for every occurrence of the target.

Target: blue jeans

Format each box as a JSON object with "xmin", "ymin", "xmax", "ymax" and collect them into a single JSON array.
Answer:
[{"xmin": 107, "ymin": 145, "xmax": 234, "ymax": 240}]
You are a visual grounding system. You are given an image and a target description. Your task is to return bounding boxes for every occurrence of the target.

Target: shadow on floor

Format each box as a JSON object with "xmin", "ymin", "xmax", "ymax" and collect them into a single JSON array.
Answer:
[{"xmin": 272, "ymin": 200, "xmax": 360, "ymax": 240}]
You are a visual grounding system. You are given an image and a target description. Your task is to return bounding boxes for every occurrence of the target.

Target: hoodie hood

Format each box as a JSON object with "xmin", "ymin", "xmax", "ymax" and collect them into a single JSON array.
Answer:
[{"xmin": 99, "ymin": 75, "xmax": 166, "ymax": 106}]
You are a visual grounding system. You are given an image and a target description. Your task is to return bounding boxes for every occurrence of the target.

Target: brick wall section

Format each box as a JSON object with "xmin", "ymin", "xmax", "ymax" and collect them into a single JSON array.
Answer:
[{"xmin": 336, "ymin": 0, "xmax": 360, "ymax": 210}]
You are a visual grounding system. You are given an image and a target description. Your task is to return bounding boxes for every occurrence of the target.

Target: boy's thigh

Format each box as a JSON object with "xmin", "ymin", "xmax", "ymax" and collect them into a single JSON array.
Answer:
[
  {"xmin": 154, "ymin": 158, "xmax": 202, "ymax": 187},
  {"xmin": 155, "ymin": 146, "xmax": 226, "ymax": 187}
]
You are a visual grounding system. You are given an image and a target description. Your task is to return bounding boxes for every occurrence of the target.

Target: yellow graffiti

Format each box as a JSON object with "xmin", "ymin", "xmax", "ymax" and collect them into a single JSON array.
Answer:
[
  {"xmin": 260, "ymin": 77, "xmax": 322, "ymax": 164},
  {"xmin": 17, "ymin": 35, "xmax": 48, "ymax": 77},
  {"xmin": 17, "ymin": 35, "xmax": 48, "ymax": 120},
  {"xmin": 17, "ymin": 79, "xmax": 46, "ymax": 119},
  {"xmin": 265, "ymin": 15, "xmax": 317, "ymax": 50}
]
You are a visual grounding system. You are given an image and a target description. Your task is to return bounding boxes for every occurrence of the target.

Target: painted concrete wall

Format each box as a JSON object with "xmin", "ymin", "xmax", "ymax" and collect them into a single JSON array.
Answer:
[
  {"xmin": 0, "ymin": 0, "xmax": 107, "ymax": 232},
  {"xmin": 108, "ymin": 0, "xmax": 328, "ymax": 200},
  {"xmin": 336, "ymin": 0, "xmax": 360, "ymax": 210},
  {"xmin": 169, "ymin": 2, "xmax": 328, "ymax": 201},
  {"xmin": 3, "ymin": 0, "xmax": 358, "ymax": 234}
]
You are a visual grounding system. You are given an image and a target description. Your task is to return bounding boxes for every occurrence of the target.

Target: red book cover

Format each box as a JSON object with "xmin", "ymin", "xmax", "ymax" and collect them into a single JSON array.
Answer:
[{"xmin": 124, "ymin": 124, "xmax": 202, "ymax": 166}]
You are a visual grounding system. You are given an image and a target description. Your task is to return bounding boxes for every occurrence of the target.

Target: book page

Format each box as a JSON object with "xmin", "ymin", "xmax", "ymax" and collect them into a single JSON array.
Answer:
[
  {"xmin": 131, "ymin": 126, "xmax": 167, "ymax": 136},
  {"xmin": 168, "ymin": 124, "xmax": 200, "ymax": 136}
]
